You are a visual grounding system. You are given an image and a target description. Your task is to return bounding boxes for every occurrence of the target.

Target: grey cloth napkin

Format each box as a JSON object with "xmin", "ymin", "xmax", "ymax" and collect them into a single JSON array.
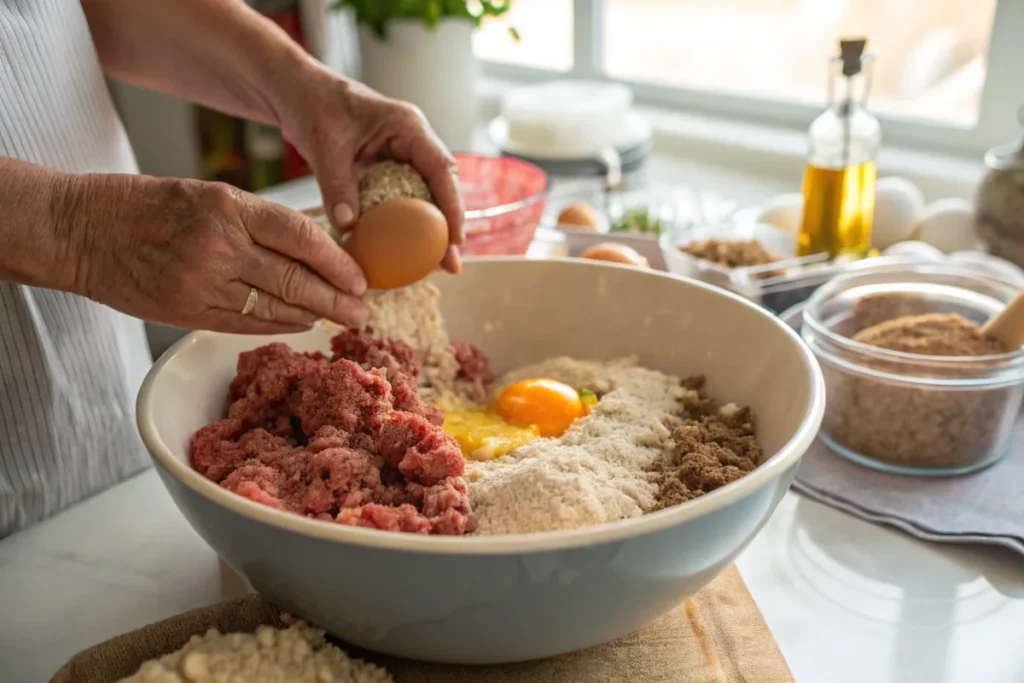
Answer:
[{"xmin": 793, "ymin": 421, "xmax": 1024, "ymax": 555}]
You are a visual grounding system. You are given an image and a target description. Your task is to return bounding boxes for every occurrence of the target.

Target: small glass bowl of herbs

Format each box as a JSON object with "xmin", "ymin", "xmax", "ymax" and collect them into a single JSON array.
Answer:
[{"xmin": 606, "ymin": 188, "xmax": 734, "ymax": 238}]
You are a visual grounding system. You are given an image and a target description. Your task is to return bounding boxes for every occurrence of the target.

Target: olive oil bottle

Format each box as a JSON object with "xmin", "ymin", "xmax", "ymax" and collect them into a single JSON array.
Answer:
[{"xmin": 797, "ymin": 39, "xmax": 881, "ymax": 258}]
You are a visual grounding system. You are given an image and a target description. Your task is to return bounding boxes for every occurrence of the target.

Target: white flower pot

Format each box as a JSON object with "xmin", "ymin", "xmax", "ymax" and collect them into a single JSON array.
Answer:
[{"xmin": 357, "ymin": 19, "xmax": 479, "ymax": 152}]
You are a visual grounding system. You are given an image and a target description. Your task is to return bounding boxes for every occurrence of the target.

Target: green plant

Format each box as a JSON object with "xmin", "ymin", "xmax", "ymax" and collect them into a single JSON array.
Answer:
[
  {"xmin": 611, "ymin": 208, "xmax": 664, "ymax": 235},
  {"xmin": 332, "ymin": 0, "xmax": 519, "ymax": 40}
]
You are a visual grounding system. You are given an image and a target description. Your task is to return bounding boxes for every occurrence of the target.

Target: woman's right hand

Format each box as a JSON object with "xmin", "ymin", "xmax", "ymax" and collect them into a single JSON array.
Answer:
[{"xmin": 59, "ymin": 173, "xmax": 369, "ymax": 334}]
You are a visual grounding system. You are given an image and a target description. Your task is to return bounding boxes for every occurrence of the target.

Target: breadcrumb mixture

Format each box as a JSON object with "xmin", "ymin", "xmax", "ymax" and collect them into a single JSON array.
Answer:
[
  {"xmin": 117, "ymin": 621, "xmax": 393, "ymax": 683},
  {"xmin": 358, "ymin": 161, "xmax": 434, "ymax": 215},
  {"xmin": 823, "ymin": 305, "xmax": 1013, "ymax": 470},
  {"xmin": 357, "ymin": 284, "xmax": 460, "ymax": 395},
  {"xmin": 650, "ymin": 377, "xmax": 762, "ymax": 507},
  {"xmin": 680, "ymin": 238, "xmax": 781, "ymax": 274},
  {"xmin": 466, "ymin": 357, "xmax": 687, "ymax": 535},
  {"xmin": 852, "ymin": 312, "xmax": 1008, "ymax": 356},
  {"xmin": 355, "ymin": 283, "xmax": 487, "ymax": 402}
]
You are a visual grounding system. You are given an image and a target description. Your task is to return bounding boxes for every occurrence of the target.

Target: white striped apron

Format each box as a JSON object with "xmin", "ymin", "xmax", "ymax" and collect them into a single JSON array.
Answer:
[{"xmin": 0, "ymin": 0, "xmax": 153, "ymax": 536}]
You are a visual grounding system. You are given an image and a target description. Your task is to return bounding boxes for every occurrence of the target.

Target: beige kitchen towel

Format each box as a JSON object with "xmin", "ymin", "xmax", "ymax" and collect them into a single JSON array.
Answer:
[{"xmin": 51, "ymin": 564, "xmax": 793, "ymax": 683}]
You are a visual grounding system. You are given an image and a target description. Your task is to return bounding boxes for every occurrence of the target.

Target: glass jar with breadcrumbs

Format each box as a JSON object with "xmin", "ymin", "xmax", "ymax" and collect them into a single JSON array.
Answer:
[{"xmin": 800, "ymin": 264, "xmax": 1024, "ymax": 476}]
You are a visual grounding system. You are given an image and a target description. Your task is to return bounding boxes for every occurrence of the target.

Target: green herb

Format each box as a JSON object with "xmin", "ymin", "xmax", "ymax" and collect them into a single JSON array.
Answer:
[
  {"xmin": 332, "ymin": 0, "xmax": 519, "ymax": 41},
  {"xmin": 611, "ymin": 208, "xmax": 663, "ymax": 235},
  {"xmin": 578, "ymin": 389, "xmax": 597, "ymax": 401}
]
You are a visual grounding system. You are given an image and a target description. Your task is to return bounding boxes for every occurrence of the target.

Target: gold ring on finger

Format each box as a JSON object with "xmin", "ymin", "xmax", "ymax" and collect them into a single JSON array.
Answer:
[{"xmin": 241, "ymin": 287, "xmax": 259, "ymax": 316}]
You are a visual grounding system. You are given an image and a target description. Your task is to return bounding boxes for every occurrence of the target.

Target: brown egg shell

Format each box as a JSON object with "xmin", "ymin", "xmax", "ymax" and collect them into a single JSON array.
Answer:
[
  {"xmin": 345, "ymin": 197, "xmax": 449, "ymax": 290},
  {"xmin": 580, "ymin": 242, "xmax": 650, "ymax": 268},
  {"xmin": 558, "ymin": 202, "xmax": 601, "ymax": 230}
]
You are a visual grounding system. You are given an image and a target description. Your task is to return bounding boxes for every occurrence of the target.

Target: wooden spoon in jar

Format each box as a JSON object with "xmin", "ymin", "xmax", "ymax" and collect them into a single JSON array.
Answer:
[{"xmin": 981, "ymin": 290, "xmax": 1024, "ymax": 350}]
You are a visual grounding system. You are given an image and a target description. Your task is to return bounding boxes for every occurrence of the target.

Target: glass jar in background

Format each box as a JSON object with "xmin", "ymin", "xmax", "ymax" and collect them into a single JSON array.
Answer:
[
  {"xmin": 801, "ymin": 265, "xmax": 1024, "ymax": 476},
  {"xmin": 975, "ymin": 104, "xmax": 1024, "ymax": 267}
]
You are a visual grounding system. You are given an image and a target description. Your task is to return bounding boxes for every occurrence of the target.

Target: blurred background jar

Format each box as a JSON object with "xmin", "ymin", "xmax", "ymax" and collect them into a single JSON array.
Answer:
[{"xmin": 975, "ymin": 104, "xmax": 1024, "ymax": 267}]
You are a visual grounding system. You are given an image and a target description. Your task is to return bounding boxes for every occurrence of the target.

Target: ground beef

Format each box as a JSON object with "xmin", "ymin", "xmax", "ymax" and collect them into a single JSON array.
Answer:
[
  {"xmin": 452, "ymin": 341, "xmax": 493, "ymax": 403},
  {"xmin": 226, "ymin": 344, "xmax": 326, "ymax": 436},
  {"xmin": 336, "ymin": 503, "xmax": 432, "ymax": 534},
  {"xmin": 190, "ymin": 333, "xmax": 476, "ymax": 535},
  {"xmin": 332, "ymin": 328, "xmax": 444, "ymax": 426},
  {"xmin": 331, "ymin": 327, "xmax": 420, "ymax": 377},
  {"xmin": 191, "ymin": 420, "xmax": 296, "ymax": 483},
  {"xmin": 453, "ymin": 341, "xmax": 492, "ymax": 384},
  {"xmin": 377, "ymin": 412, "xmax": 465, "ymax": 485},
  {"xmin": 295, "ymin": 360, "xmax": 394, "ymax": 436}
]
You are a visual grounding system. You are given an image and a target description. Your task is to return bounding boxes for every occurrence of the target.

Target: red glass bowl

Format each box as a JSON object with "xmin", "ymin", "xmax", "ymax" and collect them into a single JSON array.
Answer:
[{"xmin": 456, "ymin": 153, "xmax": 550, "ymax": 256}]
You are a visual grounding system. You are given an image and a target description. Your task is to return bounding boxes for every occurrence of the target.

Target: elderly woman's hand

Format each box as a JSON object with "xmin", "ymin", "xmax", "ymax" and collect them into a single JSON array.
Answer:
[
  {"xmin": 60, "ymin": 173, "xmax": 368, "ymax": 334},
  {"xmin": 274, "ymin": 73, "xmax": 465, "ymax": 274}
]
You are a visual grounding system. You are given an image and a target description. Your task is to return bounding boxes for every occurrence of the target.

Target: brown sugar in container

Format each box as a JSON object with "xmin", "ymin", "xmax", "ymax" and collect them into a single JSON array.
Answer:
[{"xmin": 800, "ymin": 264, "xmax": 1024, "ymax": 475}]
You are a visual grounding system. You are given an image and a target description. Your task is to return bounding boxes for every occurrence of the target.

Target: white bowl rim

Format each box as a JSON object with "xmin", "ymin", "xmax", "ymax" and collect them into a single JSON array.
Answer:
[{"xmin": 137, "ymin": 257, "xmax": 825, "ymax": 555}]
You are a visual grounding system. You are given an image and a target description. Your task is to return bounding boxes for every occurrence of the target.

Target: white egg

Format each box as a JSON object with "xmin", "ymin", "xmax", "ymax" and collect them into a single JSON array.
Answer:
[
  {"xmin": 872, "ymin": 177, "xmax": 925, "ymax": 249},
  {"xmin": 754, "ymin": 193, "xmax": 804, "ymax": 237},
  {"xmin": 915, "ymin": 198, "xmax": 979, "ymax": 253},
  {"xmin": 883, "ymin": 240, "xmax": 945, "ymax": 260},
  {"xmin": 948, "ymin": 250, "xmax": 1024, "ymax": 285}
]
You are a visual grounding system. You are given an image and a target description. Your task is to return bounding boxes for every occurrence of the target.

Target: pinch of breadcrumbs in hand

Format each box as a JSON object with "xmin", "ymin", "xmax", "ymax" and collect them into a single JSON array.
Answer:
[{"xmin": 358, "ymin": 160, "xmax": 435, "ymax": 215}]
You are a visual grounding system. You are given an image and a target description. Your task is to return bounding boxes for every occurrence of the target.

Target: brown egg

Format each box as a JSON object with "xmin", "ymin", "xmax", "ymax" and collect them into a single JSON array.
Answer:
[
  {"xmin": 580, "ymin": 242, "xmax": 650, "ymax": 268},
  {"xmin": 345, "ymin": 197, "xmax": 449, "ymax": 290},
  {"xmin": 558, "ymin": 202, "xmax": 600, "ymax": 230}
]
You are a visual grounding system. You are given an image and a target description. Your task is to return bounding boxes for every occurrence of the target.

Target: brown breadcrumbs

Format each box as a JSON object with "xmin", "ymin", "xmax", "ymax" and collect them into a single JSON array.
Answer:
[
  {"xmin": 358, "ymin": 161, "xmax": 434, "ymax": 215},
  {"xmin": 853, "ymin": 313, "xmax": 1008, "ymax": 356},
  {"xmin": 650, "ymin": 376, "xmax": 763, "ymax": 508},
  {"xmin": 852, "ymin": 293, "xmax": 933, "ymax": 331},
  {"xmin": 680, "ymin": 238, "xmax": 782, "ymax": 277},
  {"xmin": 822, "ymin": 306, "xmax": 1017, "ymax": 471}
]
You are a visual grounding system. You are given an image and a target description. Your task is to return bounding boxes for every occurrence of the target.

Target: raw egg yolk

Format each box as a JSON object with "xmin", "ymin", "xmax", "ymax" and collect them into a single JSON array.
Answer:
[
  {"xmin": 496, "ymin": 379, "xmax": 588, "ymax": 438},
  {"xmin": 441, "ymin": 409, "xmax": 541, "ymax": 461}
]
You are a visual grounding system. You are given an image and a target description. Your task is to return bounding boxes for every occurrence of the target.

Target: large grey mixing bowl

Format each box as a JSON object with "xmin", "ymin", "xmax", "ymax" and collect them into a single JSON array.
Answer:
[{"xmin": 137, "ymin": 258, "xmax": 824, "ymax": 664}]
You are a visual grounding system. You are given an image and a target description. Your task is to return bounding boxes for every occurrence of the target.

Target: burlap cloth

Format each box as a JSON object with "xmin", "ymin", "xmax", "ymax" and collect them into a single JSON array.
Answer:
[{"xmin": 50, "ymin": 565, "xmax": 790, "ymax": 683}]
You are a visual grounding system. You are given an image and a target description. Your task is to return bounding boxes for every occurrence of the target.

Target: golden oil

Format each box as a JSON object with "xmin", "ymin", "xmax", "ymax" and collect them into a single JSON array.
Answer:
[
  {"xmin": 798, "ymin": 161, "xmax": 877, "ymax": 257},
  {"xmin": 797, "ymin": 38, "xmax": 881, "ymax": 258}
]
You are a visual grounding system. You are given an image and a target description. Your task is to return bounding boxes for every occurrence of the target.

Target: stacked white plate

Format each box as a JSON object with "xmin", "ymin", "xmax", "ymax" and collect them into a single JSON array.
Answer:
[{"xmin": 489, "ymin": 80, "xmax": 653, "ymax": 179}]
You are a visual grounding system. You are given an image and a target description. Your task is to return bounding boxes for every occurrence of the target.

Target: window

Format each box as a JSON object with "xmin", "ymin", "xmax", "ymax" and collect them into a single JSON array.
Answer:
[
  {"xmin": 474, "ymin": 0, "xmax": 1024, "ymax": 156},
  {"xmin": 472, "ymin": 0, "xmax": 574, "ymax": 73}
]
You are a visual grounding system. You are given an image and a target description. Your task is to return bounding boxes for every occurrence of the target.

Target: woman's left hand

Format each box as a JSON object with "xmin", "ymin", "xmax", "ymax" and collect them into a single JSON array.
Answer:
[{"xmin": 276, "ymin": 71, "xmax": 464, "ymax": 274}]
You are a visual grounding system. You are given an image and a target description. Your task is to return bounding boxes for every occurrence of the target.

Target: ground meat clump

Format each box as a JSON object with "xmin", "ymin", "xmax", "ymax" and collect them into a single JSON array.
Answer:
[
  {"xmin": 852, "ymin": 313, "xmax": 1008, "ymax": 356},
  {"xmin": 190, "ymin": 332, "xmax": 475, "ymax": 535},
  {"xmin": 295, "ymin": 360, "xmax": 394, "ymax": 437},
  {"xmin": 377, "ymin": 412, "xmax": 465, "ymax": 485},
  {"xmin": 821, "ymin": 302, "xmax": 1018, "ymax": 471},
  {"xmin": 226, "ymin": 344, "xmax": 326, "ymax": 436},
  {"xmin": 452, "ymin": 341, "xmax": 493, "ymax": 403},
  {"xmin": 331, "ymin": 328, "xmax": 443, "ymax": 425},
  {"xmin": 650, "ymin": 376, "xmax": 762, "ymax": 508}
]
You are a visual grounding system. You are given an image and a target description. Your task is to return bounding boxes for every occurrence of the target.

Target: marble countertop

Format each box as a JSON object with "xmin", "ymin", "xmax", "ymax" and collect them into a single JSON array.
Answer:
[{"xmin": 2, "ymin": 470, "xmax": 1022, "ymax": 683}]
